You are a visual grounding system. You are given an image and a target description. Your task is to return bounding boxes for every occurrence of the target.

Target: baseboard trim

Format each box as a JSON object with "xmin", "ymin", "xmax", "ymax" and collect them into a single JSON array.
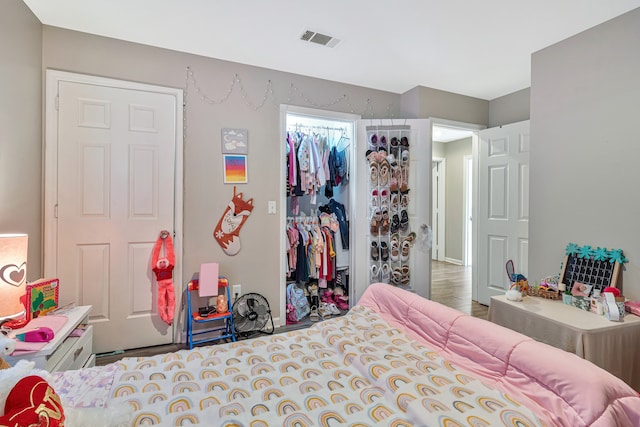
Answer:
[
  {"xmin": 273, "ymin": 316, "xmax": 282, "ymax": 328},
  {"xmin": 444, "ymin": 257, "xmax": 463, "ymax": 266}
]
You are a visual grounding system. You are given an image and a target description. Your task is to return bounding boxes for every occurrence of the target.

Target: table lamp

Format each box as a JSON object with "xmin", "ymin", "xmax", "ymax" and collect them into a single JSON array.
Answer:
[{"xmin": 0, "ymin": 233, "xmax": 28, "ymax": 321}]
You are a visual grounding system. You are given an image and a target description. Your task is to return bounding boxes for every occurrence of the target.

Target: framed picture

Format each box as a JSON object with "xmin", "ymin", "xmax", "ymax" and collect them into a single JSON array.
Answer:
[
  {"xmin": 221, "ymin": 128, "xmax": 248, "ymax": 154},
  {"xmin": 223, "ymin": 154, "xmax": 248, "ymax": 184},
  {"xmin": 571, "ymin": 281, "xmax": 593, "ymax": 297}
]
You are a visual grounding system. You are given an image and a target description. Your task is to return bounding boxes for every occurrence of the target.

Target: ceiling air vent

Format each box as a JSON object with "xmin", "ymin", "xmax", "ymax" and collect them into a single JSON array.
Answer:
[{"xmin": 299, "ymin": 29, "xmax": 341, "ymax": 48}]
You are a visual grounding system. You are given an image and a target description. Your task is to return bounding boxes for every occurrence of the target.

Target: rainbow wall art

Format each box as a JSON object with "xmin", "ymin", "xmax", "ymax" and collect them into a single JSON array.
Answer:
[{"xmin": 223, "ymin": 155, "xmax": 248, "ymax": 183}]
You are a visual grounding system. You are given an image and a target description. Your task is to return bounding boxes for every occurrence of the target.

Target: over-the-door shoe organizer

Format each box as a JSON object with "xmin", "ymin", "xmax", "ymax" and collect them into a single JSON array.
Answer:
[{"xmin": 367, "ymin": 129, "xmax": 415, "ymax": 287}]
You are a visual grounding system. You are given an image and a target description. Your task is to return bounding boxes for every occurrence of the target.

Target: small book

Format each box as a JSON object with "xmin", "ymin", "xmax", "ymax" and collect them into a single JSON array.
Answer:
[{"xmin": 25, "ymin": 278, "xmax": 60, "ymax": 320}]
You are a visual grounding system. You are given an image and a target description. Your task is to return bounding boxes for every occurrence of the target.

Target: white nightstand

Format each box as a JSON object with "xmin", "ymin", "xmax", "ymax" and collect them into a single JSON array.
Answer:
[{"xmin": 4, "ymin": 305, "xmax": 94, "ymax": 372}]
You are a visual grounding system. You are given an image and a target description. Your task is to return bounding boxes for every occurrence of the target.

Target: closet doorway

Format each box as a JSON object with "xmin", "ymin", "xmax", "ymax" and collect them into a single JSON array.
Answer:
[{"xmin": 279, "ymin": 105, "xmax": 359, "ymax": 327}]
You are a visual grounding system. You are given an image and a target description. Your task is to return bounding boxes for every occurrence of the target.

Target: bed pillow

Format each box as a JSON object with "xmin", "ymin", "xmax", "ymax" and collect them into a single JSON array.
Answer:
[{"xmin": 0, "ymin": 374, "xmax": 65, "ymax": 427}]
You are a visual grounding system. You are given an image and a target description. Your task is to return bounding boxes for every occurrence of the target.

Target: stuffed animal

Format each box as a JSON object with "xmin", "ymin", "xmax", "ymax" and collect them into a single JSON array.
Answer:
[
  {"xmin": 0, "ymin": 336, "xmax": 16, "ymax": 370},
  {"xmin": 151, "ymin": 230, "xmax": 176, "ymax": 325}
]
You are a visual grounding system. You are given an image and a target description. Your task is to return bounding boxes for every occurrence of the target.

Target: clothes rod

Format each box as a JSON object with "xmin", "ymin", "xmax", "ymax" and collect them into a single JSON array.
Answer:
[{"xmin": 289, "ymin": 123, "xmax": 347, "ymax": 133}]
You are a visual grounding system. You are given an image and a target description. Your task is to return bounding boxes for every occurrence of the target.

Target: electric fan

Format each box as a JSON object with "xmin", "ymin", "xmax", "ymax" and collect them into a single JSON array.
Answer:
[{"xmin": 232, "ymin": 293, "xmax": 274, "ymax": 338}]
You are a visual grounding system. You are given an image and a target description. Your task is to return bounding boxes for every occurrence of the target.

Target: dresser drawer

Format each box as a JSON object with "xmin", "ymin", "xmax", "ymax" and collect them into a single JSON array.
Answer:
[{"xmin": 51, "ymin": 324, "xmax": 93, "ymax": 372}]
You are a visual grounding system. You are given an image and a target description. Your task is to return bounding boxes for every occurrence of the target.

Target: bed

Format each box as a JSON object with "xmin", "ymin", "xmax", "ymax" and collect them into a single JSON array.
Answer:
[{"xmin": 9, "ymin": 283, "xmax": 640, "ymax": 426}]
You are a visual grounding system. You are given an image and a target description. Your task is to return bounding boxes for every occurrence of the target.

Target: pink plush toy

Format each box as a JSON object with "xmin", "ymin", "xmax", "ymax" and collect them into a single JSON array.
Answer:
[{"xmin": 152, "ymin": 230, "xmax": 175, "ymax": 325}]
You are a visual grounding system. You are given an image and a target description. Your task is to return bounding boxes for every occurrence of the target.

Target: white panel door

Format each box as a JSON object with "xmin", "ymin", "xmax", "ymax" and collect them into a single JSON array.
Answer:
[
  {"xmin": 51, "ymin": 77, "xmax": 180, "ymax": 353},
  {"xmin": 477, "ymin": 121, "xmax": 530, "ymax": 305}
]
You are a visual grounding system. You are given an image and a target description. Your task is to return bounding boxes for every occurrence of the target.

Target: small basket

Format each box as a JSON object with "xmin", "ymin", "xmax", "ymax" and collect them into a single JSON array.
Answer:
[
  {"xmin": 538, "ymin": 288, "xmax": 560, "ymax": 299},
  {"xmin": 535, "ymin": 275, "xmax": 561, "ymax": 299}
]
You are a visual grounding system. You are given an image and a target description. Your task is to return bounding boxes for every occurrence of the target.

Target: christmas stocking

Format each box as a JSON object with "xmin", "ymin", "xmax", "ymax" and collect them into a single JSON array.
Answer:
[
  {"xmin": 151, "ymin": 230, "xmax": 175, "ymax": 325},
  {"xmin": 213, "ymin": 186, "xmax": 254, "ymax": 256}
]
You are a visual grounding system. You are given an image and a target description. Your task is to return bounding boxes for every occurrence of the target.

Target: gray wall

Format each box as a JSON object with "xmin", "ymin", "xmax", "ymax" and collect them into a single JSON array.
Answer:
[
  {"xmin": 530, "ymin": 8, "xmax": 640, "ymax": 299},
  {"xmin": 0, "ymin": 0, "xmax": 42, "ymax": 280},
  {"xmin": 432, "ymin": 137, "xmax": 472, "ymax": 264},
  {"xmin": 402, "ymin": 85, "xmax": 489, "ymax": 124},
  {"xmin": 489, "ymin": 88, "xmax": 530, "ymax": 127},
  {"xmin": 444, "ymin": 137, "xmax": 472, "ymax": 262}
]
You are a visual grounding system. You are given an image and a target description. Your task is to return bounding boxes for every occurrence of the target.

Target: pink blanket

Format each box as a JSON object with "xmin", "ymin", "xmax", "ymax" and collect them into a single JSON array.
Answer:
[
  {"xmin": 358, "ymin": 283, "xmax": 640, "ymax": 427},
  {"xmin": 10, "ymin": 315, "xmax": 68, "ymax": 354}
]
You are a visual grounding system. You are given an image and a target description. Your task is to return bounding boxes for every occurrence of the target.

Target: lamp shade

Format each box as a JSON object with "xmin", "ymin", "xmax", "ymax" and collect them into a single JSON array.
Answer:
[{"xmin": 0, "ymin": 233, "xmax": 28, "ymax": 320}]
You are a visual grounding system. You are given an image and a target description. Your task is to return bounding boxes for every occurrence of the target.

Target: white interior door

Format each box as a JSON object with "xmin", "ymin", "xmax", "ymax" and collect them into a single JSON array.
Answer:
[
  {"xmin": 44, "ymin": 71, "xmax": 183, "ymax": 353},
  {"xmin": 477, "ymin": 121, "xmax": 530, "ymax": 305}
]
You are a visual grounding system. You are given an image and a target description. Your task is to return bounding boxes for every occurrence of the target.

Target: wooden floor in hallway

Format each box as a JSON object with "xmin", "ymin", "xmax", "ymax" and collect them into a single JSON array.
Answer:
[{"xmin": 431, "ymin": 260, "xmax": 489, "ymax": 320}]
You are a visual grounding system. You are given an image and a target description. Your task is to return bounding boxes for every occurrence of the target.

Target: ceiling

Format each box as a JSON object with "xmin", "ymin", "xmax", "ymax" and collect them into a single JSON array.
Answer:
[
  {"xmin": 432, "ymin": 126, "xmax": 473, "ymax": 143},
  {"xmin": 23, "ymin": 0, "xmax": 640, "ymax": 100}
]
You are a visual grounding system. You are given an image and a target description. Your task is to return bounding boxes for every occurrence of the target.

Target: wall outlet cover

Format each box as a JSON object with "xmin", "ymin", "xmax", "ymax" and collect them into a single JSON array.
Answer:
[{"xmin": 232, "ymin": 284, "xmax": 242, "ymax": 296}]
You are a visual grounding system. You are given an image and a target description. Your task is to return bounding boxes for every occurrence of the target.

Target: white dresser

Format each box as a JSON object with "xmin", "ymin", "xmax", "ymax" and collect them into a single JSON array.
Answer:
[{"xmin": 4, "ymin": 305, "xmax": 94, "ymax": 372}]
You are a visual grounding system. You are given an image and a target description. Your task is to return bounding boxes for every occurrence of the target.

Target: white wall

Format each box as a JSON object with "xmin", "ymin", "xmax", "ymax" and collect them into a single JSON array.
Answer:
[{"xmin": 530, "ymin": 7, "xmax": 640, "ymax": 299}]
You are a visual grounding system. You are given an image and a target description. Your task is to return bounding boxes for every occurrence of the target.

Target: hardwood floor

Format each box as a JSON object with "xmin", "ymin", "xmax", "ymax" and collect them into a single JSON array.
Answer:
[
  {"xmin": 431, "ymin": 260, "xmax": 489, "ymax": 319},
  {"xmin": 96, "ymin": 261, "xmax": 487, "ymax": 365}
]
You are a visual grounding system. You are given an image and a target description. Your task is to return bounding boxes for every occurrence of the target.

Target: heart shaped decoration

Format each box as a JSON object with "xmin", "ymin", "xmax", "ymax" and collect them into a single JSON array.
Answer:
[
  {"xmin": 0, "ymin": 375, "xmax": 65, "ymax": 427},
  {"xmin": 0, "ymin": 262, "xmax": 27, "ymax": 287}
]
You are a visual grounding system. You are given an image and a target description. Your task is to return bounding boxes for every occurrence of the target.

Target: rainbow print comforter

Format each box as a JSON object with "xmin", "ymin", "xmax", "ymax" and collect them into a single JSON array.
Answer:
[{"xmin": 105, "ymin": 305, "xmax": 542, "ymax": 426}]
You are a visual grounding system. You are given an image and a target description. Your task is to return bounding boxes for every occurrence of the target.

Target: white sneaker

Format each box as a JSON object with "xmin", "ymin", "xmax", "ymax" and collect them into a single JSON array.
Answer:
[{"xmin": 327, "ymin": 303, "xmax": 341, "ymax": 315}]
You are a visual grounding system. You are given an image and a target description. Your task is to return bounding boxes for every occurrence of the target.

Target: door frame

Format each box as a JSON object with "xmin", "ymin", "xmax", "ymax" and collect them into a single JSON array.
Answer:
[
  {"xmin": 430, "ymin": 118, "xmax": 484, "ymax": 302},
  {"xmin": 463, "ymin": 154, "xmax": 473, "ymax": 266},
  {"xmin": 431, "ymin": 157, "xmax": 446, "ymax": 262},
  {"xmin": 44, "ymin": 69, "xmax": 184, "ymax": 342},
  {"xmin": 278, "ymin": 104, "xmax": 360, "ymax": 327}
]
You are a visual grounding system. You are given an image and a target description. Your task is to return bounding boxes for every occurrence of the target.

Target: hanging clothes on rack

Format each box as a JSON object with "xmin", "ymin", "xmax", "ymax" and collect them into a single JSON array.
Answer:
[
  {"xmin": 294, "ymin": 220, "xmax": 310, "ymax": 283},
  {"xmin": 286, "ymin": 215, "xmax": 327, "ymax": 282},
  {"xmin": 284, "ymin": 116, "xmax": 352, "ymax": 314},
  {"xmin": 327, "ymin": 199, "xmax": 349, "ymax": 249},
  {"xmin": 318, "ymin": 212, "xmax": 337, "ymax": 289},
  {"xmin": 286, "ymin": 126, "xmax": 348, "ymax": 201}
]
